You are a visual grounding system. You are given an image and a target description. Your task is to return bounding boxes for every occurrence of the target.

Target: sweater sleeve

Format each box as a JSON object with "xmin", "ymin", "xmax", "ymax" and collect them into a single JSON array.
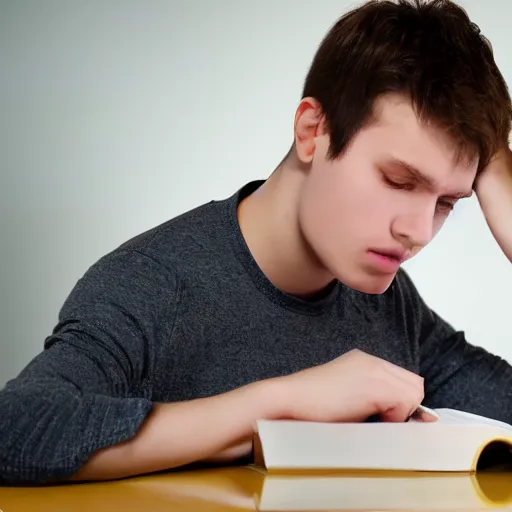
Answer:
[
  {"xmin": 396, "ymin": 270, "xmax": 512, "ymax": 424},
  {"xmin": 0, "ymin": 248, "xmax": 177, "ymax": 484}
]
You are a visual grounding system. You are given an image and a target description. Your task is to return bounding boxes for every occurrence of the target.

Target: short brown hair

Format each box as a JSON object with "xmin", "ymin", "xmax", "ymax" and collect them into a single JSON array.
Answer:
[{"xmin": 301, "ymin": 0, "xmax": 511, "ymax": 172}]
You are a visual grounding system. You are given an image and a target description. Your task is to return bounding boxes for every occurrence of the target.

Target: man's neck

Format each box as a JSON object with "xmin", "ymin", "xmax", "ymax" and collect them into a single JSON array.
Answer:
[{"xmin": 237, "ymin": 158, "xmax": 336, "ymax": 300}]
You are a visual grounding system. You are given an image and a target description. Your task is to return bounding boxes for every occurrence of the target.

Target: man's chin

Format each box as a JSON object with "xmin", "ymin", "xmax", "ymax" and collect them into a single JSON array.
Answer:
[{"xmin": 338, "ymin": 271, "xmax": 397, "ymax": 295}]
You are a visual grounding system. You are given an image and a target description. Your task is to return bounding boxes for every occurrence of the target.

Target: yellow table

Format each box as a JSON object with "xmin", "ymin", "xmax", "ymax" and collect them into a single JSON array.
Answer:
[{"xmin": 0, "ymin": 466, "xmax": 511, "ymax": 511}]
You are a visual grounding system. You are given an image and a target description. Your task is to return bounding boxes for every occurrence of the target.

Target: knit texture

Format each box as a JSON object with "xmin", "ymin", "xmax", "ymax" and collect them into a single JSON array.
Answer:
[{"xmin": 1, "ymin": 180, "xmax": 511, "ymax": 484}]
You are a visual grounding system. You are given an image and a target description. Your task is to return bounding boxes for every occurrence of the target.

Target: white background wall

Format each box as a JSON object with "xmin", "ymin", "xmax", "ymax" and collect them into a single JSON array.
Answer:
[{"xmin": 1, "ymin": 0, "xmax": 511, "ymax": 388}]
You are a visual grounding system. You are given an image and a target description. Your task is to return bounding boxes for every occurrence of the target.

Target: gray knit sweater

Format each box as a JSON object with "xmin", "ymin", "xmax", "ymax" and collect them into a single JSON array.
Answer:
[{"xmin": 1, "ymin": 180, "xmax": 512, "ymax": 484}]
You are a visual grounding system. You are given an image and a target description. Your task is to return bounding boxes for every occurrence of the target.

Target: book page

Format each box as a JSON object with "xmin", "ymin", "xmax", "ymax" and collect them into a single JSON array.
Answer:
[
  {"xmin": 255, "ymin": 419, "xmax": 493, "ymax": 472},
  {"xmin": 435, "ymin": 408, "xmax": 512, "ymax": 432}
]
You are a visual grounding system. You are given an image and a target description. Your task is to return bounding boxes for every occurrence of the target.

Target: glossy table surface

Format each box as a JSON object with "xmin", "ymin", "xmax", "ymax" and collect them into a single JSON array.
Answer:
[{"xmin": 1, "ymin": 465, "xmax": 512, "ymax": 511}]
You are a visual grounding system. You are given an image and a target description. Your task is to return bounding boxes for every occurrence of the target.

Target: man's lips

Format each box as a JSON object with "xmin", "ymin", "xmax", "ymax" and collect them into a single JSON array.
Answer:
[{"xmin": 369, "ymin": 248, "xmax": 407, "ymax": 263}]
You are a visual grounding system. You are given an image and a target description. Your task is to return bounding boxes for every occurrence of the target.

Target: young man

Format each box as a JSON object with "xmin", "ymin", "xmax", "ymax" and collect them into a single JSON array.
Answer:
[{"xmin": 1, "ymin": 0, "xmax": 512, "ymax": 485}]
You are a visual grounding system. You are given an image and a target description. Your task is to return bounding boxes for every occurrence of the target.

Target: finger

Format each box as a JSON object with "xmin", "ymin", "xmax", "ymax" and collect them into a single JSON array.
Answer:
[
  {"xmin": 379, "ymin": 402, "xmax": 413, "ymax": 422},
  {"xmin": 408, "ymin": 405, "xmax": 439, "ymax": 423},
  {"xmin": 381, "ymin": 364, "xmax": 425, "ymax": 406},
  {"xmin": 374, "ymin": 380, "xmax": 423, "ymax": 422}
]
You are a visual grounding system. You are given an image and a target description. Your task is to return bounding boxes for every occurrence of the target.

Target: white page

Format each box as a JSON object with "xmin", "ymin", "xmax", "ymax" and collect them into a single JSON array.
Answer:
[
  {"xmin": 435, "ymin": 408, "xmax": 512, "ymax": 432},
  {"xmin": 256, "ymin": 420, "xmax": 503, "ymax": 472}
]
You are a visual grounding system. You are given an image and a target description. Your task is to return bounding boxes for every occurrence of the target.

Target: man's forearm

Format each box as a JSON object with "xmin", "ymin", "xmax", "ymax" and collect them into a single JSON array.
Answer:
[
  {"xmin": 67, "ymin": 378, "xmax": 288, "ymax": 481},
  {"xmin": 476, "ymin": 147, "xmax": 512, "ymax": 263}
]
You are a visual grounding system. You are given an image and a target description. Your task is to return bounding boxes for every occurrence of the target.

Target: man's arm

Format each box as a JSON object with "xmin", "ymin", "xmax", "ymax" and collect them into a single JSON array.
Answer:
[
  {"xmin": 421, "ymin": 146, "xmax": 512, "ymax": 415},
  {"xmin": 0, "ymin": 249, "xmax": 175, "ymax": 484},
  {"xmin": 476, "ymin": 146, "xmax": 512, "ymax": 263},
  {"xmin": 396, "ymin": 271, "xmax": 512, "ymax": 423},
  {"xmin": 0, "ymin": 244, "xmax": 290, "ymax": 484},
  {"xmin": 68, "ymin": 379, "xmax": 286, "ymax": 482},
  {"xmin": 419, "ymin": 309, "xmax": 512, "ymax": 422},
  {"xmin": 1, "ymin": 244, "xmax": 429, "ymax": 484}
]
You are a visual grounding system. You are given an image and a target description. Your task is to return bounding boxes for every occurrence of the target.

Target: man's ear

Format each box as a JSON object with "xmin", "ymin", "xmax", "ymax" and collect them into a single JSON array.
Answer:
[{"xmin": 294, "ymin": 97, "xmax": 327, "ymax": 164}]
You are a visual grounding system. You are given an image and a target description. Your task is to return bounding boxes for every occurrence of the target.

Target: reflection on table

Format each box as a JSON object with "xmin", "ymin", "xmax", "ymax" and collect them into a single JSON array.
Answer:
[{"xmin": 0, "ymin": 465, "xmax": 511, "ymax": 512}]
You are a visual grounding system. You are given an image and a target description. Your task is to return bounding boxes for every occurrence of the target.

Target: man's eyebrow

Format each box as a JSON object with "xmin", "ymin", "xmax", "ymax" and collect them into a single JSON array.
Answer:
[
  {"xmin": 386, "ymin": 157, "xmax": 473, "ymax": 199},
  {"xmin": 444, "ymin": 189, "xmax": 474, "ymax": 200}
]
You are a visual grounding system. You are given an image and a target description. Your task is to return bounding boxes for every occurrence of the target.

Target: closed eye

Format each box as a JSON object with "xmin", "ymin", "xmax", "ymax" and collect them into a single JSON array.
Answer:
[
  {"xmin": 383, "ymin": 175, "xmax": 415, "ymax": 191},
  {"xmin": 437, "ymin": 200, "xmax": 456, "ymax": 213},
  {"xmin": 383, "ymin": 173, "xmax": 456, "ymax": 214}
]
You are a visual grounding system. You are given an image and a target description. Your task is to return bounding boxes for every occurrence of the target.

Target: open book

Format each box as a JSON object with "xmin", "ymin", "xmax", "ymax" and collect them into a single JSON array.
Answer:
[{"xmin": 253, "ymin": 406, "xmax": 512, "ymax": 474}]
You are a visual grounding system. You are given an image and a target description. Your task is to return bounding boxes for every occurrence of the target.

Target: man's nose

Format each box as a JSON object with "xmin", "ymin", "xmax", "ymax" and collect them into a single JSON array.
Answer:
[{"xmin": 391, "ymin": 210, "xmax": 435, "ymax": 252}]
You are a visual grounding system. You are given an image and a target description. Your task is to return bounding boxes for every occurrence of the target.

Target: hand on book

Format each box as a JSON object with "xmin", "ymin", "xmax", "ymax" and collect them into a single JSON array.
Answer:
[{"xmin": 280, "ymin": 349, "xmax": 426, "ymax": 423}]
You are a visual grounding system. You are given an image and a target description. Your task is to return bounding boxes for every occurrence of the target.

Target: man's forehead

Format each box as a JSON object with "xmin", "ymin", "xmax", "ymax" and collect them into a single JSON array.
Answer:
[
  {"xmin": 369, "ymin": 94, "xmax": 479, "ymax": 177},
  {"xmin": 369, "ymin": 93, "xmax": 416, "ymax": 126}
]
